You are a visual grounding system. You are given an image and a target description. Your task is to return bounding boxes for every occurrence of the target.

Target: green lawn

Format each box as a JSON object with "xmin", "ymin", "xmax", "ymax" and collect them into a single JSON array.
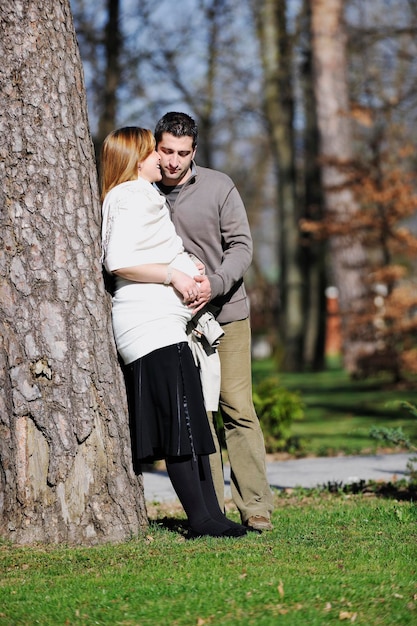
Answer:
[
  {"xmin": 0, "ymin": 492, "xmax": 417, "ymax": 626},
  {"xmin": 1, "ymin": 493, "xmax": 416, "ymax": 625},
  {"xmin": 2, "ymin": 364, "xmax": 417, "ymax": 625},
  {"xmin": 252, "ymin": 362, "xmax": 417, "ymax": 456}
]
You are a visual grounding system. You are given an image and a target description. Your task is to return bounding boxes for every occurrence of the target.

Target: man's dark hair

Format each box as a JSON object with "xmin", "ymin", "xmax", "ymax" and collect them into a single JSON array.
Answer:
[{"xmin": 154, "ymin": 112, "xmax": 198, "ymax": 148}]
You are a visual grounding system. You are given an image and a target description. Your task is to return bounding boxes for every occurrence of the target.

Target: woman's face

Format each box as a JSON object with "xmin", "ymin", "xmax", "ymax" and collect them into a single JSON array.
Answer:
[{"xmin": 137, "ymin": 150, "xmax": 162, "ymax": 183}]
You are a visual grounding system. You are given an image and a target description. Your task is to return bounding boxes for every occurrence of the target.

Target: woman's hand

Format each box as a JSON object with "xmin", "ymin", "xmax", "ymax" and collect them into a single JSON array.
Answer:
[{"xmin": 170, "ymin": 269, "xmax": 201, "ymax": 303}]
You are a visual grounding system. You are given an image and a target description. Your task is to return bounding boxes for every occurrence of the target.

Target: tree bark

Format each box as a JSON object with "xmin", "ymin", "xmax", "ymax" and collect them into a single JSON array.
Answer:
[
  {"xmin": 0, "ymin": 0, "xmax": 147, "ymax": 545},
  {"xmin": 311, "ymin": 0, "xmax": 370, "ymax": 372}
]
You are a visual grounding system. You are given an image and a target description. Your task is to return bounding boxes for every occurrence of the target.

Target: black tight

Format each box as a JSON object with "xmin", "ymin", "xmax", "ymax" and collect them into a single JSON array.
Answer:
[{"xmin": 165, "ymin": 454, "xmax": 247, "ymax": 537}]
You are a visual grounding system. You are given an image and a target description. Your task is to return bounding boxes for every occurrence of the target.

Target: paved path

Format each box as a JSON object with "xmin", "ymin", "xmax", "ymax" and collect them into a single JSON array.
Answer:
[{"xmin": 143, "ymin": 452, "xmax": 411, "ymax": 503}]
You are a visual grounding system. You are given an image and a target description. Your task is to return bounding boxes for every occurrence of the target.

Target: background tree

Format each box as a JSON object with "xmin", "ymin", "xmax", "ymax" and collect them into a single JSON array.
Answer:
[
  {"xmin": 0, "ymin": 0, "xmax": 146, "ymax": 545},
  {"xmin": 310, "ymin": 0, "xmax": 370, "ymax": 373},
  {"xmin": 341, "ymin": 0, "xmax": 417, "ymax": 380},
  {"xmin": 303, "ymin": 0, "xmax": 417, "ymax": 379},
  {"xmin": 96, "ymin": 0, "xmax": 121, "ymax": 153},
  {"xmin": 252, "ymin": 0, "xmax": 307, "ymax": 371},
  {"xmin": 298, "ymin": 0, "xmax": 327, "ymax": 370},
  {"xmin": 70, "ymin": 0, "xmax": 122, "ymax": 156},
  {"xmin": 349, "ymin": 143, "xmax": 417, "ymax": 381}
]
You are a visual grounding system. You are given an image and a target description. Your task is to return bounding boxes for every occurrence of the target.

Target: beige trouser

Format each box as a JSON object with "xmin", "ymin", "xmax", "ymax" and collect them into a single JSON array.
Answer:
[{"xmin": 208, "ymin": 318, "xmax": 274, "ymax": 523}]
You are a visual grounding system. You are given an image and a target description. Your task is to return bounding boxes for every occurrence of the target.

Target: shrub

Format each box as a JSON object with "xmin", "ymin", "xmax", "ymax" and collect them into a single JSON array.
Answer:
[
  {"xmin": 253, "ymin": 377, "xmax": 305, "ymax": 453},
  {"xmin": 370, "ymin": 401, "xmax": 417, "ymax": 485}
]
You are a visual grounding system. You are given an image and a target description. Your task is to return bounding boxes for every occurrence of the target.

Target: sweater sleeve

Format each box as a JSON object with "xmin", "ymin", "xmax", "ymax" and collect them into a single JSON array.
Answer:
[{"xmin": 208, "ymin": 185, "xmax": 253, "ymax": 299}]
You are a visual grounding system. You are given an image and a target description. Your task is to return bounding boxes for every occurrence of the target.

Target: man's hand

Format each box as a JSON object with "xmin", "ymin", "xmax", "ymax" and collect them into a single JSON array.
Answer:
[{"xmin": 188, "ymin": 274, "xmax": 211, "ymax": 313}]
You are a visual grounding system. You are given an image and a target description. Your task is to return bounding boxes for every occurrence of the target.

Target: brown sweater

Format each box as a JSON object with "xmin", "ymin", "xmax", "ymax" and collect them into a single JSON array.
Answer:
[{"xmin": 156, "ymin": 164, "xmax": 252, "ymax": 324}]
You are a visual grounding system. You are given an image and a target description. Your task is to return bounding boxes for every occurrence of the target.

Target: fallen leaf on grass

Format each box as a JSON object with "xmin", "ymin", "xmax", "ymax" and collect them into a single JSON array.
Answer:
[
  {"xmin": 339, "ymin": 611, "xmax": 357, "ymax": 622},
  {"xmin": 272, "ymin": 602, "xmax": 303, "ymax": 616},
  {"xmin": 278, "ymin": 580, "xmax": 284, "ymax": 598}
]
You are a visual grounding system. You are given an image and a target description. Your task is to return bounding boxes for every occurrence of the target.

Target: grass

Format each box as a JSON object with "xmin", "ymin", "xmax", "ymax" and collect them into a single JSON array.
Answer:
[
  {"xmin": 2, "ymin": 363, "xmax": 417, "ymax": 625},
  {"xmin": 1, "ymin": 493, "xmax": 416, "ymax": 625},
  {"xmin": 0, "ymin": 491, "xmax": 417, "ymax": 626},
  {"xmin": 252, "ymin": 361, "xmax": 417, "ymax": 457}
]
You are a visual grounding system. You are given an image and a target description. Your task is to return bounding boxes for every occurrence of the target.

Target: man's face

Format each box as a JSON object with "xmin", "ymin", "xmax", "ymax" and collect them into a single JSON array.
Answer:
[{"xmin": 156, "ymin": 132, "xmax": 196, "ymax": 186}]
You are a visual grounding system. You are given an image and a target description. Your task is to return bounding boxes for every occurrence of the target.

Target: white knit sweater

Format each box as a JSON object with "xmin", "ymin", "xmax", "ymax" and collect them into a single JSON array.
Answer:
[{"xmin": 101, "ymin": 179, "xmax": 198, "ymax": 364}]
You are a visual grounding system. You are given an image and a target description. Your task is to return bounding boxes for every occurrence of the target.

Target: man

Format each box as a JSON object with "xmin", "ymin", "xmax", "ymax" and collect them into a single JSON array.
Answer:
[{"xmin": 154, "ymin": 112, "xmax": 273, "ymax": 531}]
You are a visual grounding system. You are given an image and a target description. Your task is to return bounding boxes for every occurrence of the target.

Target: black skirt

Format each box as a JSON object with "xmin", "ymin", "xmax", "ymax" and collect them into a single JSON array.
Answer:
[{"xmin": 123, "ymin": 342, "xmax": 215, "ymax": 463}]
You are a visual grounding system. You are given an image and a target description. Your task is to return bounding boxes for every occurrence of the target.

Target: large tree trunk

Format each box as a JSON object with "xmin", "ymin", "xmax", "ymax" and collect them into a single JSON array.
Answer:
[
  {"xmin": 0, "ymin": 0, "xmax": 147, "ymax": 545},
  {"xmin": 311, "ymin": 0, "xmax": 370, "ymax": 372},
  {"xmin": 254, "ymin": 0, "xmax": 305, "ymax": 371}
]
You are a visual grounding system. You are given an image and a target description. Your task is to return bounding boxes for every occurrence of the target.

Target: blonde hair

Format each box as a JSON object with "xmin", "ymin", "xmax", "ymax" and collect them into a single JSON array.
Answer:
[{"xmin": 100, "ymin": 127, "xmax": 156, "ymax": 201}]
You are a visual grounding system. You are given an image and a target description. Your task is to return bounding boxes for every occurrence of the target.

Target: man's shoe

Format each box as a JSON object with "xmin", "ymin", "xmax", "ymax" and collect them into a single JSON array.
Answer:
[{"xmin": 245, "ymin": 515, "xmax": 274, "ymax": 531}]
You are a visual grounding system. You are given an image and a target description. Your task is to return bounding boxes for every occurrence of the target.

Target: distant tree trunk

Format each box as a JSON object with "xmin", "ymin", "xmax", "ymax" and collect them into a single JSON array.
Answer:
[
  {"xmin": 253, "ymin": 0, "xmax": 305, "ymax": 371},
  {"xmin": 95, "ymin": 0, "xmax": 121, "ymax": 156},
  {"xmin": 299, "ymin": 0, "xmax": 327, "ymax": 370},
  {"xmin": 311, "ymin": 0, "xmax": 370, "ymax": 372},
  {"xmin": 196, "ymin": 0, "xmax": 223, "ymax": 168},
  {"xmin": 0, "ymin": 0, "xmax": 147, "ymax": 545},
  {"xmin": 156, "ymin": 0, "xmax": 230, "ymax": 169}
]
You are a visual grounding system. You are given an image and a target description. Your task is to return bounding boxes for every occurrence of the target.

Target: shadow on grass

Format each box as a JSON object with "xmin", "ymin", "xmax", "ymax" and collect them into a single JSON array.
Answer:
[
  {"xmin": 149, "ymin": 517, "xmax": 190, "ymax": 538},
  {"xmin": 304, "ymin": 401, "xmax": 407, "ymax": 420},
  {"xmin": 148, "ymin": 518, "xmax": 251, "ymax": 540},
  {"xmin": 321, "ymin": 479, "xmax": 417, "ymax": 501},
  {"xmin": 291, "ymin": 382, "xmax": 389, "ymax": 394},
  {"xmin": 275, "ymin": 367, "xmax": 417, "ymax": 397}
]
